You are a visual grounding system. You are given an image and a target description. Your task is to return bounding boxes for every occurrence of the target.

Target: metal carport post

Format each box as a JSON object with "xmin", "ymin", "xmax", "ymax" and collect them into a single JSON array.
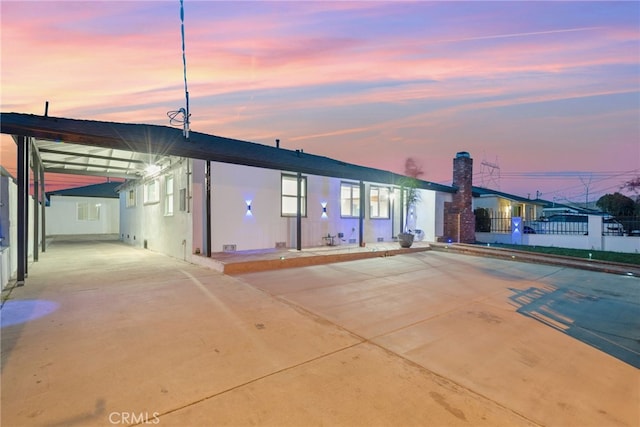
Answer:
[{"xmin": 16, "ymin": 135, "xmax": 28, "ymax": 286}]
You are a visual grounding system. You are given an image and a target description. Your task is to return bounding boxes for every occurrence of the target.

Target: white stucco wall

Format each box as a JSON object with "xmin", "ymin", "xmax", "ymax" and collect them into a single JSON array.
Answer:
[
  {"xmin": 0, "ymin": 175, "xmax": 15, "ymax": 288},
  {"xmin": 476, "ymin": 215, "xmax": 640, "ymax": 254},
  {"xmin": 47, "ymin": 195, "xmax": 119, "ymax": 235},
  {"xmin": 1, "ymin": 174, "xmax": 38, "ymax": 289},
  {"xmin": 120, "ymin": 159, "xmax": 193, "ymax": 261},
  {"xmin": 207, "ymin": 162, "xmax": 448, "ymax": 251},
  {"xmin": 208, "ymin": 162, "xmax": 410, "ymax": 251},
  {"xmin": 121, "ymin": 159, "xmax": 451, "ymax": 259},
  {"xmin": 191, "ymin": 159, "xmax": 205, "ymax": 254},
  {"xmin": 473, "ymin": 195, "xmax": 543, "ymax": 220}
]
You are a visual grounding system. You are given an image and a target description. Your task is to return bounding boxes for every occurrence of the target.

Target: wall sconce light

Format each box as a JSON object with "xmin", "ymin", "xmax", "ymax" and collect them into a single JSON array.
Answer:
[
  {"xmin": 321, "ymin": 201, "xmax": 328, "ymax": 218},
  {"xmin": 245, "ymin": 200, "xmax": 252, "ymax": 216},
  {"xmin": 145, "ymin": 164, "xmax": 161, "ymax": 176}
]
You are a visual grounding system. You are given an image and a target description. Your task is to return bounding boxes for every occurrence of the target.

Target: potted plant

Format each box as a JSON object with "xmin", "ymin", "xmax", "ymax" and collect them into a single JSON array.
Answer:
[{"xmin": 397, "ymin": 175, "xmax": 421, "ymax": 248}]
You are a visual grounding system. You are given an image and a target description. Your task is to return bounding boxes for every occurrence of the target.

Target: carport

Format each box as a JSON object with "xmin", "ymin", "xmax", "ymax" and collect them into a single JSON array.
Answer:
[{"xmin": 1, "ymin": 113, "xmax": 192, "ymax": 285}]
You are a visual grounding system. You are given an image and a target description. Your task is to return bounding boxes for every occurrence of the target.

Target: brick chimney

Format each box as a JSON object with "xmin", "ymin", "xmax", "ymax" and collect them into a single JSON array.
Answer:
[{"xmin": 442, "ymin": 151, "xmax": 476, "ymax": 243}]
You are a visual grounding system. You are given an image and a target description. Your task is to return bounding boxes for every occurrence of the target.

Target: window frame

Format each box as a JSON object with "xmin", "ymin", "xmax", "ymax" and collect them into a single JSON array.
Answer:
[
  {"xmin": 126, "ymin": 188, "xmax": 136, "ymax": 208},
  {"xmin": 164, "ymin": 175, "xmax": 174, "ymax": 216},
  {"xmin": 76, "ymin": 201, "xmax": 100, "ymax": 221},
  {"xmin": 281, "ymin": 174, "xmax": 307, "ymax": 217},
  {"xmin": 369, "ymin": 185, "xmax": 390, "ymax": 219},
  {"xmin": 143, "ymin": 179, "xmax": 159, "ymax": 205},
  {"xmin": 340, "ymin": 182, "xmax": 360, "ymax": 218}
]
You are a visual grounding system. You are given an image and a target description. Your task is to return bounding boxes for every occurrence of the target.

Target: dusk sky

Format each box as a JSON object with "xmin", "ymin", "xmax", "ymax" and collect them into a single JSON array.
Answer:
[{"xmin": 1, "ymin": 1, "xmax": 638, "ymax": 203}]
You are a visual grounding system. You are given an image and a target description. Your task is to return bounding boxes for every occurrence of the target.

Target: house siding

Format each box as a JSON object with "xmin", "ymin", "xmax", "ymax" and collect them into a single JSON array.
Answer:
[
  {"xmin": 120, "ymin": 159, "xmax": 192, "ymax": 260},
  {"xmin": 120, "ymin": 159, "xmax": 450, "ymax": 259},
  {"xmin": 0, "ymin": 173, "xmax": 36, "ymax": 289},
  {"xmin": 47, "ymin": 195, "xmax": 119, "ymax": 235}
]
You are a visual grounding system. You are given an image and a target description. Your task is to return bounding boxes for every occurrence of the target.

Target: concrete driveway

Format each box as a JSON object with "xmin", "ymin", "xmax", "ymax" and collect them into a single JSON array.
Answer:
[{"xmin": 1, "ymin": 238, "xmax": 638, "ymax": 426}]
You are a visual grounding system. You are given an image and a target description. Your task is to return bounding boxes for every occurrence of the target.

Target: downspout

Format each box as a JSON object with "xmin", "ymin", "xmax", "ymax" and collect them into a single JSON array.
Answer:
[{"xmin": 186, "ymin": 159, "xmax": 191, "ymax": 213}]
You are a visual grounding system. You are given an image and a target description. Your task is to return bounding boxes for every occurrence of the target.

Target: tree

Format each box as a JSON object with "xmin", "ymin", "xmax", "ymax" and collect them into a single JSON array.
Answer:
[
  {"xmin": 404, "ymin": 157, "xmax": 424, "ymax": 179},
  {"xmin": 621, "ymin": 176, "xmax": 640, "ymax": 194},
  {"xmin": 401, "ymin": 157, "xmax": 423, "ymax": 233},
  {"xmin": 596, "ymin": 192, "xmax": 636, "ymax": 216}
]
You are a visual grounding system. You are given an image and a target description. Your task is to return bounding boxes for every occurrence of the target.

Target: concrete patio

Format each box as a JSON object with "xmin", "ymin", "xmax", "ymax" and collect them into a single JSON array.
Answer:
[{"xmin": 1, "ymin": 237, "xmax": 638, "ymax": 426}]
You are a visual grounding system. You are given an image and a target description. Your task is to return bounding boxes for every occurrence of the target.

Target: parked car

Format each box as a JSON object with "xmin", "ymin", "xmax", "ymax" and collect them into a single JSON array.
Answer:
[
  {"xmin": 529, "ymin": 214, "xmax": 626, "ymax": 236},
  {"xmin": 529, "ymin": 214, "xmax": 588, "ymax": 235}
]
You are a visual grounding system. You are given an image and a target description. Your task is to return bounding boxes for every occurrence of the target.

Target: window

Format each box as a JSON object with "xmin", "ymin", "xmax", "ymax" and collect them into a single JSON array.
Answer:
[
  {"xmin": 77, "ymin": 202, "xmax": 100, "ymax": 221},
  {"xmin": 126, "ymin": 189, "xmax": 136, "ymax": 208},
  {"xmin": 281, "ymin": 174, "xmax": 306, "ymax": 216},
  {"xmin": 341, "ymin": 182, "xmax": 360, "ymax": 217},
  {"xmin": 144, "ymin": 179, "xmax": 159, "ymax": 204},
  {"xmin": 370, "ymin": 186, "xmax": 390, "ymax": 219},
  {"xmin": 164, "ymin": 175, "xmax": 174, "ymax": 216}
]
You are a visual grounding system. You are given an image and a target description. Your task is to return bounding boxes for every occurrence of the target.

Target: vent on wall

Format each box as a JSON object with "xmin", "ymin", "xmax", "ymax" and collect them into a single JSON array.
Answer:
[
  {"xmin": 377, "ymin": 237, "xmax": 384, "ymax": 242},
  {"xmin": 275, "ymin": 242, "xmax": 287, "ymax": 249},
  {"xmin": 222, "ymin": 244, "xmax": 237, "ymax": 252}
]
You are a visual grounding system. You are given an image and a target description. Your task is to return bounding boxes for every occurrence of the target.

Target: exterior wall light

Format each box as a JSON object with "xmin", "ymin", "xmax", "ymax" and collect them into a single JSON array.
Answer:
[
  {"xmin": 145, "ymin": 164, "xmax": 161, "ymax": 176},
  {"xmin": 321, "ymin": 201, "xmax": 328, "ymax": 218},
  {"xmin": 246, "ymin": 200, "xmax": 252, "ymax": 216}
]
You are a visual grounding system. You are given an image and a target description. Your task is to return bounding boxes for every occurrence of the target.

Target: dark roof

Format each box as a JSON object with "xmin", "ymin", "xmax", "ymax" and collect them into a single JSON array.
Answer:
[
  {"xmin": 536, "ymin": 200, "xmax": 600, "ymax": 214},
  {"xmin": 1, "ymin": 112, "xmax": 455, "ymax": 193},
  {"xmin": 46, "ymin": 181, "xmax": 120, "ymax": 198},
  {"xmin": 472, "ymin": 186, "xmax": 545, "ymax": 204}
]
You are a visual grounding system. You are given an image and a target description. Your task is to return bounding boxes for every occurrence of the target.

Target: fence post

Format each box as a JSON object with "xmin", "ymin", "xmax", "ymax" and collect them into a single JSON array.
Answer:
[{"xmin": 587, "ymin": 215, "xmax": 602, "ymax": 251}]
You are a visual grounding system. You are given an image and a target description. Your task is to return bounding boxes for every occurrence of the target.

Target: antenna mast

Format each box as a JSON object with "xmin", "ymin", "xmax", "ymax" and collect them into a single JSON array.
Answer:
[
  {"xmin": 168, "ymin": 0, "xmax": 191, "ymax": 138},
  {"xmin": 180, "ymin": 0, "xmax": 190, "ymax": 139}
]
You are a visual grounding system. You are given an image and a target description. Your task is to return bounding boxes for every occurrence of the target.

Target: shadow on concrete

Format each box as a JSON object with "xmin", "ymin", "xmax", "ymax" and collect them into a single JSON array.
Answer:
[
  {"xmin": 1, "ymin": 287, "xmax": 57, "ymax": 370},
  {"xmin": 509, "ymin": 285, "xmax": 640, "ymax": 369},
  {"xmin": 46, "ymin": 398, "xmax": 107, "ymax": 427}
]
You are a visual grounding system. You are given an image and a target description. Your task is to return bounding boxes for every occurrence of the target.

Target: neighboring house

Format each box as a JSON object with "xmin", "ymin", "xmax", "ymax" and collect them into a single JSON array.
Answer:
[
  {"xmin": 472, "ymin": 187, "xmax": 546, "ymax": 221},
  {"xmin": 46, "ymin": 182, "xmax": 120, "ymax": 236},
  {"xmin": 537, "ymin": 201, "xmax": 599, "ymax": 217}
]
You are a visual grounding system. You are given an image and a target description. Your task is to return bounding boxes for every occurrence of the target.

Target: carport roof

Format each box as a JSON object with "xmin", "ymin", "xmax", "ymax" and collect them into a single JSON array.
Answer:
[
  {"xmin": 1, "ymin": 112, "xmax": 455, "ymax": 192},
  {"xmin": 472, "ymin": 186, "xmax": 545, "ymax": 204}
]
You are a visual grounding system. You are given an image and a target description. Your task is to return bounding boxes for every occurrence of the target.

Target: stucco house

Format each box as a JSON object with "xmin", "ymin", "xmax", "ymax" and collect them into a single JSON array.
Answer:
[
  {"xmin": 2, "ymin": 113, "xmax": 637, "ymax": 286},
  {"xmin": 117, "ymin": 153, "xmax": 476, "ymax": 261},
  {"xmin": 46, "ymin": 181, "xmax": 120, "ymax": 236},
  {"xmin": 1, "ymin": 113, "xmax": 481, "ymax": 283},
  {"xmin": 472, "ymin": 187, "xmax": 545, "ymax": 221}
]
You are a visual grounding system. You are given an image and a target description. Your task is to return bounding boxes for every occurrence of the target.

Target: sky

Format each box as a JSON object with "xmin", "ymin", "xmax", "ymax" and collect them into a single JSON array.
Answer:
[{"xmin": 1, "ymin": 0, "xmax": 639, "ymax": 203}]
